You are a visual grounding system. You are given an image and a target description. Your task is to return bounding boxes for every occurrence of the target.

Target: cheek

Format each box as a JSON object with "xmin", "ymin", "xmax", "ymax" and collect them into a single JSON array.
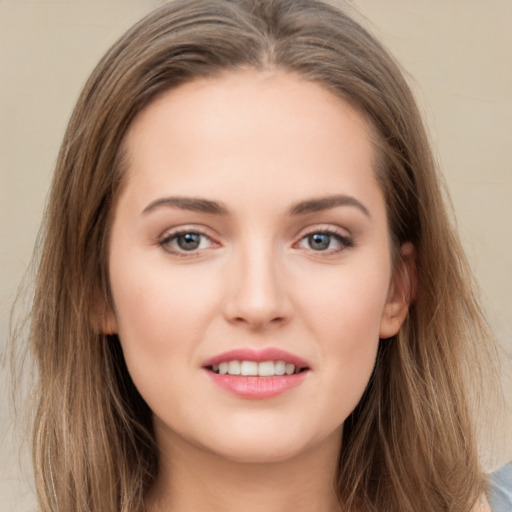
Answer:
[
  {"xmin": 108, "ymin": 256, "xmax": 220, "ymax": 381},
  {"xmin": 293, "ymin": 257, "xmax": 390, "ymax": 409},
  {"xmin": 108, "ymin": 264, "xmax": 223, "ymax": 427},
  {"xmin": 297, "ymin": 256, "xmax": 391, "ymax": 341}
]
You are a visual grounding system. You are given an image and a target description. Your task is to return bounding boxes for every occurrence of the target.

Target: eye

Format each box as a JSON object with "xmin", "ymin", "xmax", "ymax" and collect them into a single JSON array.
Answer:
[
  {"xmin": 297, "ymin": 230, "xmax": 353, "ymax": 253},
  {"xmin": 159, "ymin": 229, "xmax": 217, "ymax": 255}
]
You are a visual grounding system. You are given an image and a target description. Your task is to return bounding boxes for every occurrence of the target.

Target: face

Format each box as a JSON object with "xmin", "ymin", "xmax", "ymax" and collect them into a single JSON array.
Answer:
[{"xmin": 106, "ymin": 70, "xmax": 411, "ymax": 464}]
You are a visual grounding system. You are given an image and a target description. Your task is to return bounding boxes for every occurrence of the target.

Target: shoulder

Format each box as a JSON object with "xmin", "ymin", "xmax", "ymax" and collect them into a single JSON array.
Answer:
[
  {"xmin": 488, "ymin": 462, "xmax": 512, "ymax": 512},
  {"xmin": 472, "ymin": 497, "xmax": 492, "ymax": 512}
]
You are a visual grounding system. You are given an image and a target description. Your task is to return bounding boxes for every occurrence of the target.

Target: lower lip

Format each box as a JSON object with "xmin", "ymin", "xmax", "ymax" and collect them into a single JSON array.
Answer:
[{"xmin": 205, "ymin": 370, "xmax": 308, "ymax": 399}]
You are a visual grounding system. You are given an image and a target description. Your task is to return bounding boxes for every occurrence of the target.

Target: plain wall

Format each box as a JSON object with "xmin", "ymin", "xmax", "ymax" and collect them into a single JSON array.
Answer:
[{"xmin": 1, "ymin": 0, "xmax": 511, "ymax": 509}]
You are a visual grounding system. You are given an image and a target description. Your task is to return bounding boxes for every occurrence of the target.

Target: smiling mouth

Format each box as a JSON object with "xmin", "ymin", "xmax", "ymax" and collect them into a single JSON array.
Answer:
[{"xmin": 206, "ymin": 360, "xmax": 309, "ymax": 377}]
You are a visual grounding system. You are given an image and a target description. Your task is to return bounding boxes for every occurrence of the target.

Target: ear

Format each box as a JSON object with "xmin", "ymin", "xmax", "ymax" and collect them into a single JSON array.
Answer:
[
  {"xmin": 379, "ymin": 242, "xmax": 416, "ymax": 339},
  {"xmin": 90, "ymin": 290, "xmax": 119, "ymax": 335},
  {"xmin": 101, "ymin": 306, "xmax": 119, "ymax": 335}
]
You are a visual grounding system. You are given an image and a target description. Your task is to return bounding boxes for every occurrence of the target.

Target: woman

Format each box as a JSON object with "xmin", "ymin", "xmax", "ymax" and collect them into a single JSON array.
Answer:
[{"xmin": 13, "ymin": 0, "xmax": 503, "ymax": 510}]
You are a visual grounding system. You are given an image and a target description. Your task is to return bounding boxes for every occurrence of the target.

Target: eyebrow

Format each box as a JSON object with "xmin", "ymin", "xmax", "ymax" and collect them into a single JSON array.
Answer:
[
  {"xmin": 289, "ymin": 194, "xmax": 371, "ymax": 218},
  {"xmin": 141, "ymin": 194, "xmax": 370, "ymax": 218},
  {"xmin": 142, "ymin": 196, "xmax": 229, "ymax": 215}
]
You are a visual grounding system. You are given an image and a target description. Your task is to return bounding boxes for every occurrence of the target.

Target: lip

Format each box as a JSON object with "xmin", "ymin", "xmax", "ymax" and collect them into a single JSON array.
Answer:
[
  {"xmin": 202, "ymin": 348, "xmax": 310, "ymax": 399},
  {"xmin": 202, "ymin": 347, "xmax": 310, "ymax": 369},
  {"xmin": 205, "ymin": 371, "xmax": 308, "ymax": 399}
]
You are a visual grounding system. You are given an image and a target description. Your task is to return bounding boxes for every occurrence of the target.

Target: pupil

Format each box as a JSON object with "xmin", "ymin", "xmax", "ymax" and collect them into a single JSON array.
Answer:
[
  {"xmin": 309, "ymin": 233, "xmax": 330, "ymax": 250},
  {"xmin": 177, "ymin": 233, "xmax": 200, "ymax": 250}
]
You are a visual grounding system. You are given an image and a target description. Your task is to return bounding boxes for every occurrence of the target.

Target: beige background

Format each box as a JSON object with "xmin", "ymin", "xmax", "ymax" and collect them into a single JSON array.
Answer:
[{"xmin": 1, "ymin": 0, "xmax": 511, "ymax": 509}]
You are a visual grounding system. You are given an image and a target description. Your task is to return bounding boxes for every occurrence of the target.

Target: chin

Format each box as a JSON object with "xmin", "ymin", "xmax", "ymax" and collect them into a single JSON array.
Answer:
[
  {"xmin": 206, "ymin": 440, "xmax": 309, "ymax": 464},
  {"xmin": 195, "ymin": 420, "xmax": 342, "ymax": 465}
]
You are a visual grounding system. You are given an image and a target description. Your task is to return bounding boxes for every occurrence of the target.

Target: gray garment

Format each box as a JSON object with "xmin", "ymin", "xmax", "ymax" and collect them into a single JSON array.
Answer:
[{"xmin": 489, "ymin": 462, "xmax": 512, "ymax": 512}]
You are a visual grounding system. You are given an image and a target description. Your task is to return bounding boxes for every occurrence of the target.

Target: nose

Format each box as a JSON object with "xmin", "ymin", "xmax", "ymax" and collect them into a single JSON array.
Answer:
[{"xmin": 222, "ymin": 241, "xmax": 292, "ymax": 330}]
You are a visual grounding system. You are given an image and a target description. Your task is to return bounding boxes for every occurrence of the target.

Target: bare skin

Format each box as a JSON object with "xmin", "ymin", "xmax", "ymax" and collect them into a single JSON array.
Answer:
[
  {"xmin": 145, "ymin": 426, "xmax": 342, "ymax": 512},
  {"xmin": 106, "ymin": 70, "xmax": 414, "ymax": 511}
]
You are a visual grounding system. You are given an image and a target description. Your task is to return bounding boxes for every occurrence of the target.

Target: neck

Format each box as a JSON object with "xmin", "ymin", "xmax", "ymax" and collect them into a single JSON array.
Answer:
[{"xmin": 146, "ymin": 428, "xmax": 342, "ymax": 512}]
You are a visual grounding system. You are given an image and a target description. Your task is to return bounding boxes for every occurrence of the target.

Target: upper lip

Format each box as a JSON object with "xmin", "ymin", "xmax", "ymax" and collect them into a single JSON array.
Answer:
[{"xmin": 202, "ymin": 348, "xmax": 310, "ymax": 369}]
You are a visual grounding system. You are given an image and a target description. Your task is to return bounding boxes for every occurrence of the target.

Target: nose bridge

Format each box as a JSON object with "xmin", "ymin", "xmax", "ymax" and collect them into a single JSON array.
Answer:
[{"xmin": 224, "ymin": 233, "xmax": 290, "ymax": 328}]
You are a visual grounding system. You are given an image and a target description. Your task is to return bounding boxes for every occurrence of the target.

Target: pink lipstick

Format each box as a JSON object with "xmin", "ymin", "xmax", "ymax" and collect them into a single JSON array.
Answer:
[{"xmin": 202, "ymin": 348, "xmax": 310, "ymax": 399}]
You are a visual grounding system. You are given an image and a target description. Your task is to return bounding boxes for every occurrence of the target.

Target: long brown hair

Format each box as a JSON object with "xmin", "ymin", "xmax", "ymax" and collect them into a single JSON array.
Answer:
[{"xmin": 12, "ymin": 0, "xmax": 498, "ymax": 510}]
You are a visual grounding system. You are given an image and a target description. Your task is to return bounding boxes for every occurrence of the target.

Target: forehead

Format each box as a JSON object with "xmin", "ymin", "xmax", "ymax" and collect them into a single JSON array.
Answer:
[
  {"xmin": 119, "ymin": 70, "xmax": 383, "ymax": 217},
  {"xmin": 126, "ymin": 70, "xmax": 374, "ymax": 151}
]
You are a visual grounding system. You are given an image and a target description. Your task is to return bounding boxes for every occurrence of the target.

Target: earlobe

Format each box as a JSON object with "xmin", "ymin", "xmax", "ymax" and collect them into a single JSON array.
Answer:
[
  {"xmin": 90, "ymin": 292, "xmax": 119, "ymax": 335},
  {"xmin": 101, "ymin": 307, "xmax": 119, "ymax": 335},
  {"xmin": 379, "ymin": 242, "xmax": 416, "ymax": 339}
]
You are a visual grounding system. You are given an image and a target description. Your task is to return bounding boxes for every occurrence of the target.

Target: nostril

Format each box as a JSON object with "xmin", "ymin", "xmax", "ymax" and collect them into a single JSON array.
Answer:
[{"xmin": 231, "ymin": 314, "xmax": 288, "ymax": 329}]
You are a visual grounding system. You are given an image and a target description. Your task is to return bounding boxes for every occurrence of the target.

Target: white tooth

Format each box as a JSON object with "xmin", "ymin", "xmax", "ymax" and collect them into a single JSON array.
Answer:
[
  {"xmin": 228, "ymin": 360, "xmax": 241, "ymax": 375},
  {"xmin": 240, "ymin": 361, "xmax": 258, "ymax": 376},
  {"xmin": 219, "ymin": 362, "xmax": 228, "ymax": 375},
  {"xmin": 212, "ymin": 364, "xmax": 219, "ymax": 373},
  {"xmin": 274, "ymin": 361, "xmax": 286, "ymax": 376},
  {"xmin": 285, "ymin": 363, "xmax": 295, "ymax": 375},
  {"xmin": 258, "ymin": 361, "xmax": 275, "ymax": 377}
]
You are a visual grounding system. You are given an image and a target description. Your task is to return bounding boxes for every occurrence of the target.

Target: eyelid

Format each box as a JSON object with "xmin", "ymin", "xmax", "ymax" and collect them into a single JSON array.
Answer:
[
  {"xmin": 155, "ymin": 223, "xmax": 354, "ymax": 257},
  {"xmin": 157, "ymin": 225, "xmax": 221, "ymax": 257},
  {"xmin": 293, "ymin": 224, "xmax": 354, "ymax": 253}
]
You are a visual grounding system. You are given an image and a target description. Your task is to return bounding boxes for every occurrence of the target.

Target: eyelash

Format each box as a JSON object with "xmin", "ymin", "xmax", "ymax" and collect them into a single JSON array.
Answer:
[
  {"xmin": 295, "ymin": 228, "xmax": 354, "ymax": 254},
  {"xmin": 157, "ymin": 226, "xmax": 354, "ymax": 257},
  {"xmin": 158, "ymin": 228, "xmax": 219, "ymax": 258}
]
